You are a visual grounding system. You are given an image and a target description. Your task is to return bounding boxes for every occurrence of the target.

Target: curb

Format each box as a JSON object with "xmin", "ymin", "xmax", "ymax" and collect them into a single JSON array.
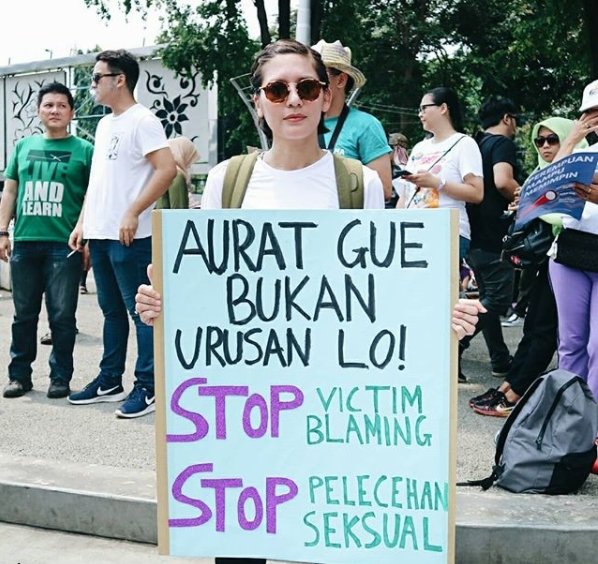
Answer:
[
  {"xmin": 1, "ymin": 455, "xmax": 598, "ymax": 563},
  {"xmin": 0, "ymin": 454, "xmax": 156, "ymax": 544}
]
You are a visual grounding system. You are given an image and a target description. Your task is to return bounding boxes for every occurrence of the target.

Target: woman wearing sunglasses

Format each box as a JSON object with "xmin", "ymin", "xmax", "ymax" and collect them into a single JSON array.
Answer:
[
  {"xmin": 532, "ymin": 119, "xmax": 572, "ymax": 166},
  {"xmin": 471, "ymin": 117, "xmax": 588, "ymax": 416},
  {"xmin": 199, "ymin": 39, "xmax": 383, "ymax": 210},
  {"xmin": 395, "ymin": 87, "xmax": 483, "ymax": 260},
  {"xmin": 137, "ymin": 40, "xmax": 483, "ymax": 335},
  {"xmin": 135, "ymin": 40, "xmax": 484, "ymax": 564}
]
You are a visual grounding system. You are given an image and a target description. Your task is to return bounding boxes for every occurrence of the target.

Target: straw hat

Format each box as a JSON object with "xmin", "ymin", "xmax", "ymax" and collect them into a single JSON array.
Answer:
[{"xmin": 312, "ymin": 39, "xmax": 366, "ymax": 89}]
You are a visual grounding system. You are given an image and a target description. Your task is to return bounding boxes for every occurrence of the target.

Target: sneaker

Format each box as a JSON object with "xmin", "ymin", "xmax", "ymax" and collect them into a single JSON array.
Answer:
[
  {"xmin": 3, "ymin": 379, "xmax": 33, "ymax": 398},
  {"xmin": 47, "ymin": 381, "xmax": 70, "ymax": 399},
  {"xmin": 469, "ymin": 387, "xmax": 501, "ymax": 408},
  {"xmin": 115, "ymin": 386, "xmax": 155, "ymax": 419},
  {"xmin": 68, "ymin": 376, "xmax": 127, "ymax": 405},
  {"xmin": 472, "ymin": 392, "xmax": 516, "ymax": 417},
  {"xmin": 40, "ymin": 332, "xmax": 52, "ymax": 345},
  {"xmin": 80, "ymin": 285, "xmax": 88, "ymax": 294},
  {"xmin": 501, "ymin": 313, "xmax": 524, "ymax": 328}
]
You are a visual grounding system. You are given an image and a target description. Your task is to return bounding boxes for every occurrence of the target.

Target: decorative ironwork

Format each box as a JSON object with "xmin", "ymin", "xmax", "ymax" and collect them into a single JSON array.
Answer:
[
  {"xmin": 145, "ymin": 71, "xmax": 200, "ymax": 138},
  {"xmin": 11, "ymin": 79, "xmax": 46, "ymax": 142}
]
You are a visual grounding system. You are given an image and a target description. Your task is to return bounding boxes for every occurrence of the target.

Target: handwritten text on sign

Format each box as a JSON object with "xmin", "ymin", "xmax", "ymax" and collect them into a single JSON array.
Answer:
[{"xmin": 156, "ymin": 210, "xmax": 456, "ymax": 564}]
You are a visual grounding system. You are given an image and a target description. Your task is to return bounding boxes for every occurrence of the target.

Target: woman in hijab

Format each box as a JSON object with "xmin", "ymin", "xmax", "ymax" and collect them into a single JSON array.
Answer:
[
  {"xmin": 471, "ymin": 117, "xmax": 588, "ymax": 416},
  {"xmin": 156, "ymin": 136, "xmax": 199, "ymax": 209}
]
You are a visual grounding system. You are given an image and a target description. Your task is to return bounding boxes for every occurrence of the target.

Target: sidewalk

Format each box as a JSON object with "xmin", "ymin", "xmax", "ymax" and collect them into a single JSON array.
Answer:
[
  {"xmin": 0, "ymin": 276, "xmax": 596, "ymax": 563},
  {"xmin": 1, "ymin": 522, "xmax": 208, "ymax": 564}
]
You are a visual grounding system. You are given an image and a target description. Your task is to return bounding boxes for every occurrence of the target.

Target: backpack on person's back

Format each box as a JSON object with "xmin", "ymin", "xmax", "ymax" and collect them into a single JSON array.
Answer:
[{"xmin": 464, "ymin": 369, "xmax": 598, "ymax": 494}]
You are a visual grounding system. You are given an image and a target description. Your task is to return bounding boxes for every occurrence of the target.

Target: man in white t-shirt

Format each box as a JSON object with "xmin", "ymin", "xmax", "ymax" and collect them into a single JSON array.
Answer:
[{"xmin": 68, "ymin": 49, "xmax": 176, "ymax": 418}]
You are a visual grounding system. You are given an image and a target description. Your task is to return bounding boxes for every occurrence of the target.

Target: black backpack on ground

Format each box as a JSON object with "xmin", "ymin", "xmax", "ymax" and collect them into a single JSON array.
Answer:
[{"xmin": 462, "ymin": 369, "xmax": 598, "ymax": 494}]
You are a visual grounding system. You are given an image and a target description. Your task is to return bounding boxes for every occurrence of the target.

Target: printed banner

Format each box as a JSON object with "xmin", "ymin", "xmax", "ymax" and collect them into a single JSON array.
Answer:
[
  {"xmin": 154, "ymin": 209, "xmax": 458, "ymax": 564},
  {"xmin": 514, "ymin": 152, "xmax": 598, "ymax": 229}
]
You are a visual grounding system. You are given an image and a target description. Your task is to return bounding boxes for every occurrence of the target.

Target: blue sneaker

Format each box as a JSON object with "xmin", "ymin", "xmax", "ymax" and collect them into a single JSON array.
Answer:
[
  {"xmin": 68, "ymin": 375, "xmax": 127, "ymax": 405},
  {"xmin": 115, "ymin": 386, "xmax": 155, "ymax": 419}
]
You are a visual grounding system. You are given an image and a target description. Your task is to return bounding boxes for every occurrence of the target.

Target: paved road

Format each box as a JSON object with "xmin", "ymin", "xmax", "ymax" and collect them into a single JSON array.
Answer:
[{"xmin": 0, "ymin": 273, "xmax": 595, "ymax": 490}]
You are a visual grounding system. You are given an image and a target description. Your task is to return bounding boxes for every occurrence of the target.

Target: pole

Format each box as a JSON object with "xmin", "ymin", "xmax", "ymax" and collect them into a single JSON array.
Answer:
[{"xmin": 296, "ymin": 0, "xmax": 311, "ymax": 45}]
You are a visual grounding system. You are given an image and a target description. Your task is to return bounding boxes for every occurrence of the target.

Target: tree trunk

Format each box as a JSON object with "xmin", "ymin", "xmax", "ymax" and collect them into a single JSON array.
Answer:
[
  {"xmin": 279, "ymin": 0, "xmax": 291, "ymax": 38},
  {"xmin": 584, "ymin": 0, "xmax": 598, "ymax": 78},
  {"xmin": 253, "ymin": 0, "xmax": 272, "ymax": 46},
  {"xmin": 310, "ymin": 0, "xmax": 323, "ymax": 44}
]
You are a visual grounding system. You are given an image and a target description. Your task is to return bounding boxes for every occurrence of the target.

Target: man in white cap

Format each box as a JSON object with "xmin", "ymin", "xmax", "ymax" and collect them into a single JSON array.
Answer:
[{"xmin": 312, "ymin": 39, "xmax": 393, "ymax": 200}]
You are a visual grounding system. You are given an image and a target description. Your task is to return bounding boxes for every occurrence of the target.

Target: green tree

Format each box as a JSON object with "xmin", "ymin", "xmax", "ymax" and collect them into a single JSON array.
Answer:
[
  {"xmin": 445, "ymin": 0, "xmax": 591, "ymax": 116},
  {"xmin": 85, "ymin": 0, "xmax": 261, "ymax": 157},
  {"xmin": 83, "ymin": 0, "xmax": 598, "ymax": 156},
  {"xmin": 320, "ymin": 0, "xmax": 468, "ymax": 143},
  {"xmin": 154, "ymin": 0, "xmax": 260, "ymax": 157}
]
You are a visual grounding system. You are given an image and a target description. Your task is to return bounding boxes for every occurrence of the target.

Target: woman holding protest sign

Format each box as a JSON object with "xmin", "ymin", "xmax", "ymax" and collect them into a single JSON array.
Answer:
[
  {"xmin": 136, "ymin": 39, "xmax": 484, "ymax": 564},
  {"xmin": 136, "ymin": 40, "xmax": 483, "ymax": 340}
]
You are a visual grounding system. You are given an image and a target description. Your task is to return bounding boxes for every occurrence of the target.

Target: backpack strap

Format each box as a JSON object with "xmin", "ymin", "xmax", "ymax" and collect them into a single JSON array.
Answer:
[
  {"xmin": 456, "ymin": 471, "xmax": 500, "ymax": 490},
  {"xmin": 222, "ymin": 152, "xmax": 364, "ymax": 210},
  {"xmin": 221, "ymin": 152, "xmax": 261, "ymax": 209},
  {"xmin": 333, "ymin": 154, "xmax": 364, "ymax": 209},
  {"xmin": 319, "ymin": 104, "xmax": 350, "ymax": 151}
]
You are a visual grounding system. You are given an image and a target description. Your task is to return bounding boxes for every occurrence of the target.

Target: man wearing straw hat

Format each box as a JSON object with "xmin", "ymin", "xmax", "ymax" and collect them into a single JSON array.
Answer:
[{"xmin": 312, "ymin": 39, "xmax": 392, "ymax": 200}]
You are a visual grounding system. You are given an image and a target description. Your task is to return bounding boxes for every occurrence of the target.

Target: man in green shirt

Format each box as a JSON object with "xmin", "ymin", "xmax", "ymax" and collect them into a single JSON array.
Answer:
[{"xmin": 0, "ymin": 82, "xmax": 93, "ymax": 399}]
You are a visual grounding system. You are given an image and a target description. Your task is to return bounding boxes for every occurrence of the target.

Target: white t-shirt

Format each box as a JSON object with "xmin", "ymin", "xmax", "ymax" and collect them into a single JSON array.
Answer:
[
  {"xmin": 563, "ymin": 142, "xmax": 598, "ymax": 234},
  {"xmin": 201, "ymin": 151, "xmax": 385, "ymax": 210},
  {"xmin": 83, "ymin": 103, "xmax": 168, "ymax": 239},
  {"xmin": 395, "ymin": 133, "xmax": 483, "ymax": 239}
]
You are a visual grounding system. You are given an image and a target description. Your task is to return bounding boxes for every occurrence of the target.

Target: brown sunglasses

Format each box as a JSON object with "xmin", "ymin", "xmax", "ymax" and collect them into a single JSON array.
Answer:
[{"xmin": 259, "ymin": 79, "xmax": 326, "ymax": 103}]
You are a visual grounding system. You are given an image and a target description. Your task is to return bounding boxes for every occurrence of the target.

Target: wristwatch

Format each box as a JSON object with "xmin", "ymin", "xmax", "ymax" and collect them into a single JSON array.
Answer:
[{"xmin": 0, "ymin": 230, "xmax": 9, "ymax": 237}]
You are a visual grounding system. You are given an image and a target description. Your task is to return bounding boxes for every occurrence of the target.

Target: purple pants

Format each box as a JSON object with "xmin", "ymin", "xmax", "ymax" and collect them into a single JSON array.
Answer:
[{"xmin": 549, "ymin": 259, "xmax": 598, "ymax": 400}]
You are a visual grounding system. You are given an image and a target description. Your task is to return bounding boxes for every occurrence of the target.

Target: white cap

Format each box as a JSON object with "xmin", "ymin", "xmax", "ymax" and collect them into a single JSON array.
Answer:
[{"xmin": 579, "ymin": 79, "xmax": 598, "ymax": 112}]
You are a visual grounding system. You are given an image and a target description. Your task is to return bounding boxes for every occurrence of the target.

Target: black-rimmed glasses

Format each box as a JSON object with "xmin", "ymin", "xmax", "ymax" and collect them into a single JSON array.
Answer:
[
  {"xmin": 91, "ymin": 72, "xmax": 121, "ymax": 83},
  {"xmin": 419, "ymin": 103, "xmax": 438, "ymax": 112}
]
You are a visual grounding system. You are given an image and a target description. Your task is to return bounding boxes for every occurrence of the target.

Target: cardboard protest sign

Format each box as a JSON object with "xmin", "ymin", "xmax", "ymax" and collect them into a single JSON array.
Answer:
[
  {"xmin": 153, "ymin": 209, "xmax": 459, "ymax": 564},
  {"xmin": 514, "ymin": 152, "xmax": 598, "ymax": 229}
]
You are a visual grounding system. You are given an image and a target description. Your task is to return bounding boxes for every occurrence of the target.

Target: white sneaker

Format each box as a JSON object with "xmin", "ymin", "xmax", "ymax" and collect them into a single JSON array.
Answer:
[{"xmin": 501, "ymin": 313, "xmax": 524, "ymax": 327}]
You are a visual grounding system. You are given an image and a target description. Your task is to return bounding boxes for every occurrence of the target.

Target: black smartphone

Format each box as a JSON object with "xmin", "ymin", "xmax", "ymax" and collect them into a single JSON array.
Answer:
[
  {"xmin": 586, "ymin": 131, "xmax": 598, "ymax": 146},
  {"xmin": 394, "ymin": 168, "xmax": 413, "ymax": 178}
]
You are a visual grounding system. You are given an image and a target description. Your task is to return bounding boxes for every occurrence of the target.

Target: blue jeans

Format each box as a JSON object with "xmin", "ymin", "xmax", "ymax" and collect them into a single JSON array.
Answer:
[
  {"xmin": 9, "ymin": 241, "xmax": 81, "ymax": 385},
  {"xmin": 89, "ymin": 238, "xmax": 153, "ymax": 390},
  {"xmin": 459, "ymin": 236, "xmax": 470, "ymax": 263}
]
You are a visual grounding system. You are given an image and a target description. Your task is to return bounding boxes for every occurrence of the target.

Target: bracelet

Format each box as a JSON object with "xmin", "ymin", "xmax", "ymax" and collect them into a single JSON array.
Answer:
[
  {"xmin": 437, "ymin": 177, "xmax": 446, "ymax": 191},
  {"xmin": 0, "ymin": 231, "xmax": 9, "ymax": 237}
]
